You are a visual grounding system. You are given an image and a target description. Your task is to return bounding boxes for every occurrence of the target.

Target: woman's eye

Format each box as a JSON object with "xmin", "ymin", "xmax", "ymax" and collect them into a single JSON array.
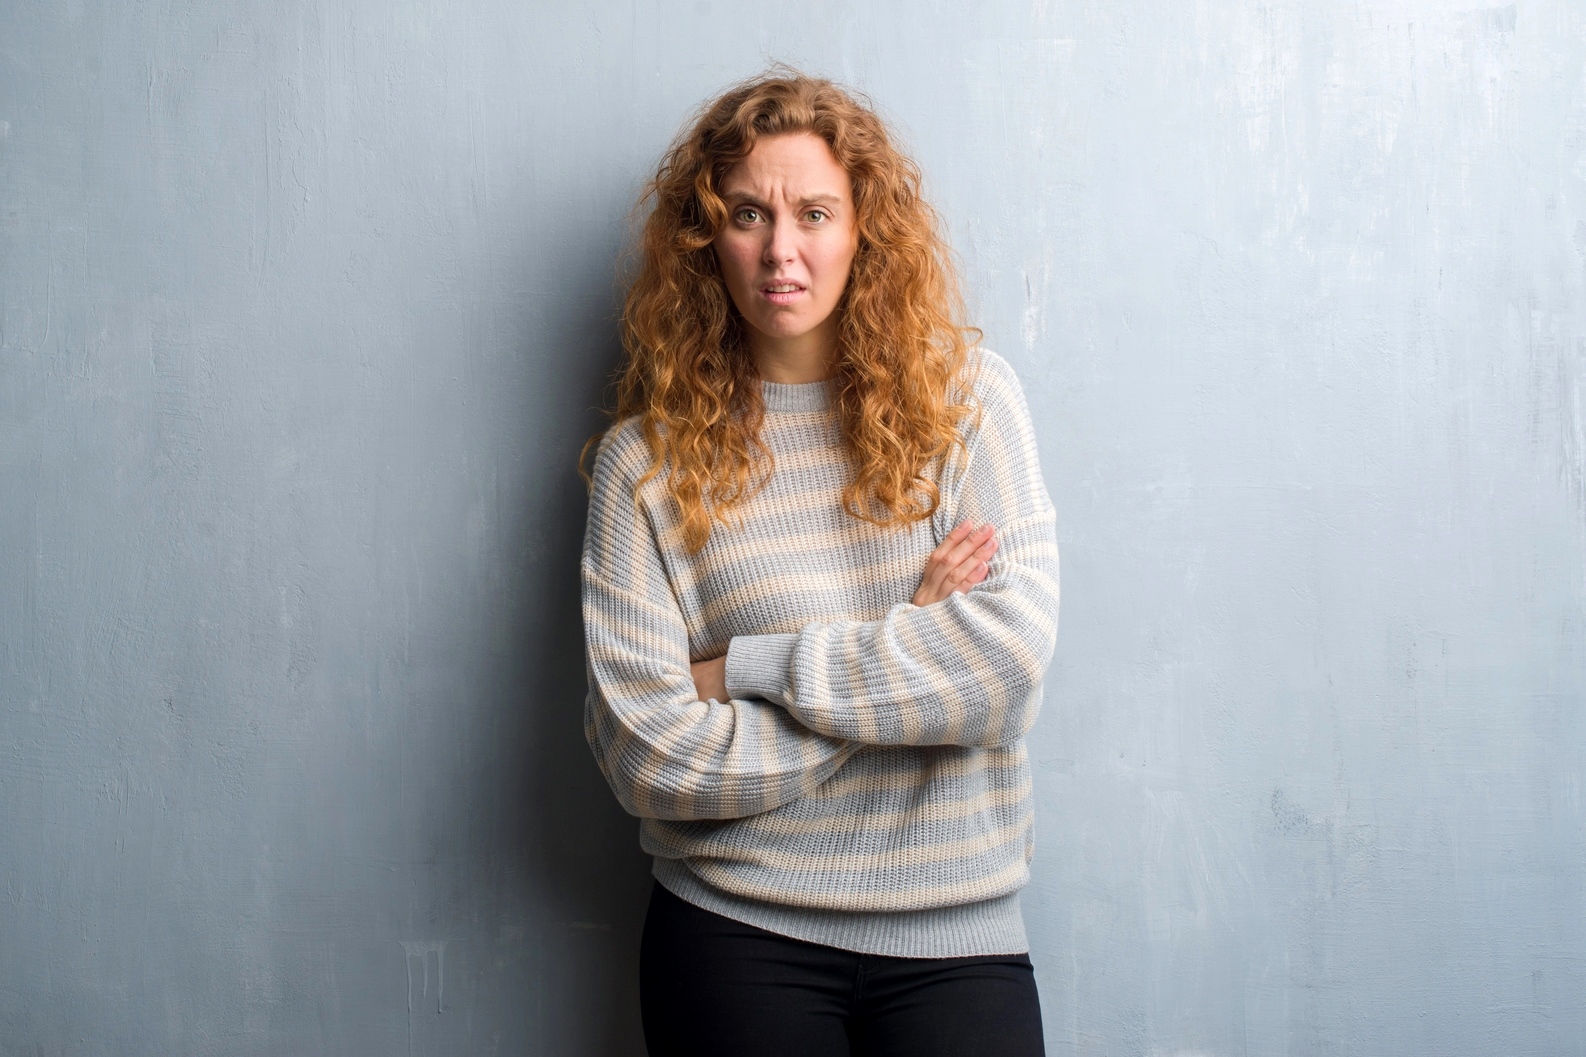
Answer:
[
  {"xmin": 736, "ymin": 208, "xmax": 760, "ymax": 223},
  {"xmin": 805, "ymin": 210, "xmax": 827, "ymax": 223}
]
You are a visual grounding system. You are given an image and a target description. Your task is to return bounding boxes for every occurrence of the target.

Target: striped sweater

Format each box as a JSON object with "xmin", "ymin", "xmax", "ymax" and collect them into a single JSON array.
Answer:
[{"xmin": 580, "ymin": 348, "xmax": 1060, "ymax": 957}]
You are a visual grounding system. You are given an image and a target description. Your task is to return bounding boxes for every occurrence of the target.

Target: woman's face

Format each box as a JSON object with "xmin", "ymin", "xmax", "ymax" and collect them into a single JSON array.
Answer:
[{"xmin": 712, "ymin": 132, "xmax": 860, "ymax": 368}]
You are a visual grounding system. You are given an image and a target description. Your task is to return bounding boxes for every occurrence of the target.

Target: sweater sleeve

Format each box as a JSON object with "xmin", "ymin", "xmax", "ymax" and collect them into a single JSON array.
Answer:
[
  {"xmin": 723, "ymin": 352, "xmax": 1060, "ymax": 748},
  {"xmin": 581, "ymin": 425, "xmax": 862, "ymax": 822}
]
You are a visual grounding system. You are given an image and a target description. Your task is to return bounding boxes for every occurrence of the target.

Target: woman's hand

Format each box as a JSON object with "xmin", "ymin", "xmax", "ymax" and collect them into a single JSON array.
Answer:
[
  {"xmin": 912, "ymin": 521, "xmax": 998, "ymax": 607},
  {"xmin": 690, "ymin": 655, "xmax": 729, "ymax": 703}
]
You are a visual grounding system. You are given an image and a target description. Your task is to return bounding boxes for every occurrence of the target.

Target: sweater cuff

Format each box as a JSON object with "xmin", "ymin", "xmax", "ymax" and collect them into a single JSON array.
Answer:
[{"xmin": 725, "ymin": 634, "xmax": 798, "ymax": 705}]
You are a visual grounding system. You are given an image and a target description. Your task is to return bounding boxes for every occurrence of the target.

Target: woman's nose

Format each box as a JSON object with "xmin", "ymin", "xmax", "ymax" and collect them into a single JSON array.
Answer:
[{"xmin": 763, "ymin": 219, "xmax": 797, "ymax": 266}]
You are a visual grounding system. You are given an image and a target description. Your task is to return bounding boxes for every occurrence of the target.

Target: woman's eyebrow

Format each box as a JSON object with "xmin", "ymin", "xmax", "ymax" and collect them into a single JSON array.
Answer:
[{"xmin": 719, "ymin": 190, "xmax": 846, "ymax": 206}]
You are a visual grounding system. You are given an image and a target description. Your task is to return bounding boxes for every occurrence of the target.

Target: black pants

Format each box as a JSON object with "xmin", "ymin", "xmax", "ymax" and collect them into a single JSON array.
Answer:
[{"xmin": 639, "ymin": 881, "xmax": 1046, "ymax": 1057}]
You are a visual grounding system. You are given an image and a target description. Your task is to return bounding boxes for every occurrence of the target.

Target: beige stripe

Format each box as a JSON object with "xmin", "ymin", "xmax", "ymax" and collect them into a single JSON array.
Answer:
[
  {"xmin": 728, "ymin": 783, "xmax": 1032, "ymax": 838},
  {"xmin": 661, "ymin": 520, "xmax": 921, "ymax": 559},
  {"xmin": 690, "ymin": 564, "xmax": 917, "ymax": 627},
  {"xmin": 650, "ymin": 496, "xmax": 868, "ymax": 555},
  {"xmin": 806, "ymin": 749, "xmax": 1006, "ymax": 799}
]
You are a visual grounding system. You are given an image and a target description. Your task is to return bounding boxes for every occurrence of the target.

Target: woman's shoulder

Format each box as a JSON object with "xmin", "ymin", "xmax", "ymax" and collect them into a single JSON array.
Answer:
[
  {"xmin": 955, "ymin": 347, "xmax": 1033, "ymax": 430},
  {"xmin": 588, "ymin": 415, "xmax": 663, "ymax": 497}
]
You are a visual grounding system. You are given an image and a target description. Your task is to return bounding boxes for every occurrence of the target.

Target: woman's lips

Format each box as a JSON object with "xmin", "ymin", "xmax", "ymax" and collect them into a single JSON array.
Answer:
[{"xmin": 760, "ymin": 282, "xmax": 806, "ymax": 306}]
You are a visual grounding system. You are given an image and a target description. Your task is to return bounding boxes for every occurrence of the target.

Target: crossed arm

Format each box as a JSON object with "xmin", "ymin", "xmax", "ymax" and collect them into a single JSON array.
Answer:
[
  {"xmin": 687, "ymin": 520, "xmax": 999, "ymax": 702},
  {"xmin": 580, "ymin": 513, "xmax": 1005, "ymax": 821}
]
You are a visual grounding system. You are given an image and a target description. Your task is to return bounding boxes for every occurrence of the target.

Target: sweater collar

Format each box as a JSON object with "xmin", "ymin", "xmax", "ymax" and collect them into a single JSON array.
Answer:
[{"xmin": 760, "ymin": 377, "xmax": 835, "ymax": 413}]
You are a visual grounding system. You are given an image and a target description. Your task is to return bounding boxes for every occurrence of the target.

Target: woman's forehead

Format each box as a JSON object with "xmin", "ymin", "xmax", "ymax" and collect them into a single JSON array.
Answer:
[{"xmin": 718, "ymin": 133, "xmax": 851, "ymax": 201}]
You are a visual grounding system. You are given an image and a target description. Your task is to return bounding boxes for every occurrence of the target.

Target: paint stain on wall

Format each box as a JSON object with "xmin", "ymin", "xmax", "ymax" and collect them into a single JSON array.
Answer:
[
  {"xmin": 399, "ymin": 940, "xmax": 448, "ymax": 1057},
  {"xmin": 401, "ymin": 940, "xmax": 447, "ymax": 1014}
]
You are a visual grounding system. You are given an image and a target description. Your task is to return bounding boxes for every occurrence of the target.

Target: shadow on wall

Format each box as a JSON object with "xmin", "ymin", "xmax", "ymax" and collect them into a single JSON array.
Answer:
[
  {"xmin": 469, "ymin": 202, "xmax": 653, "ymax": 1052},
  {"xmin": 507, "ymin": 228, "xmax": 656, "ymax": 1047}
]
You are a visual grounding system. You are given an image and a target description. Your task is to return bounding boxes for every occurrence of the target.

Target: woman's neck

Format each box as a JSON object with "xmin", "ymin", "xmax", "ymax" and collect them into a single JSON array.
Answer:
[{"xmin": 750, "ymin": 321, "xmax": 839, "ymax": 383}]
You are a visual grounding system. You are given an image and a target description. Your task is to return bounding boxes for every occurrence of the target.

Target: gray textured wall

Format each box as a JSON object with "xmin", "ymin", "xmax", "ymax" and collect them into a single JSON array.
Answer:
[{"xmin": 2, "ymin": 1, "xmax": 1582, "ymax": 1054}]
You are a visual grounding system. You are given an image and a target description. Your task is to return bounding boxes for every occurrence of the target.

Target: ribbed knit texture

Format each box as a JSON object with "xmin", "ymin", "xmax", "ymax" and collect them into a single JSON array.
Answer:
[{"xmin": 580, "ymin": 349, "xmax": 1060, "ymax": 957}]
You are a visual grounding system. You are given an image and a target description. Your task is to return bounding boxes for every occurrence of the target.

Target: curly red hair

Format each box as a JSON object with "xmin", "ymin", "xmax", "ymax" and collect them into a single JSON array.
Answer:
[{"xmin": 587, "ymin": 69, "xmax": 981, "ymax": 552}]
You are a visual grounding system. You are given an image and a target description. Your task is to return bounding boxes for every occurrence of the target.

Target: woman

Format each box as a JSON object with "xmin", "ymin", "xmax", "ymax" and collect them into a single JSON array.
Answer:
[{"xmin": 580, "ymin": 71, "xmax": 1060, "ymax": 1056}]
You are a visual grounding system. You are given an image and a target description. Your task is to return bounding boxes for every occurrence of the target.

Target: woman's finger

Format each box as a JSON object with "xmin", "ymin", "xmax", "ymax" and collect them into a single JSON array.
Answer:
[
  {"xmin": 945, "ymin": 537, "xmax": 997, "ymax": 593},
  {"xmin": 950, "ymin": 564, "xmax": 985, "ymax": 595},
  {"xmin": 945, "ymin": 552, "xmax": 989, "ymax": 591},
  {"xmin": 958, "ymin": 555, "xmax": 993, "ymax": 592},
  {"xmin": 937, "ymin": 523, "xmax": 994, "ymax": 578},
  {"xmin": 918, "ymin": 522, "xmax": 979, "ymax": 600},
  {"xmin": 935, "ymin": 526, "xmax": 993, "ymax": 579},
  {"xmin": 916, "ymin": 525, "xmax": 997, "ymax": 606},
  {"xmin": 924, "ymin": 520, "xmax": 975, "ymax": 573}
]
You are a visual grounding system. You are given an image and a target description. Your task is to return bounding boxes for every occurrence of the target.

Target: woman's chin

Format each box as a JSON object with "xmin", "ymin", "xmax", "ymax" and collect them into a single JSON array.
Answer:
[{"xmin": 748, "ymin": 313, "xmax": 828, "ymax": 344}]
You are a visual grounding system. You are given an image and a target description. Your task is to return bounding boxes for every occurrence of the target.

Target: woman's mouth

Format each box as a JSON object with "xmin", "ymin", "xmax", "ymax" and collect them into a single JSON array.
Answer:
[{"xmin": 760, "ymin": 282, "xmax": 806, "ymax": 306}]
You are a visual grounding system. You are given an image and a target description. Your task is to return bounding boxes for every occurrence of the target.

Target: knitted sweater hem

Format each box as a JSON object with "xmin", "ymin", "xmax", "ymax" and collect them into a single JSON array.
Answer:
[{"xmin": 651, "ymin": 856, "xmax": 1030, "ymax": 958}]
